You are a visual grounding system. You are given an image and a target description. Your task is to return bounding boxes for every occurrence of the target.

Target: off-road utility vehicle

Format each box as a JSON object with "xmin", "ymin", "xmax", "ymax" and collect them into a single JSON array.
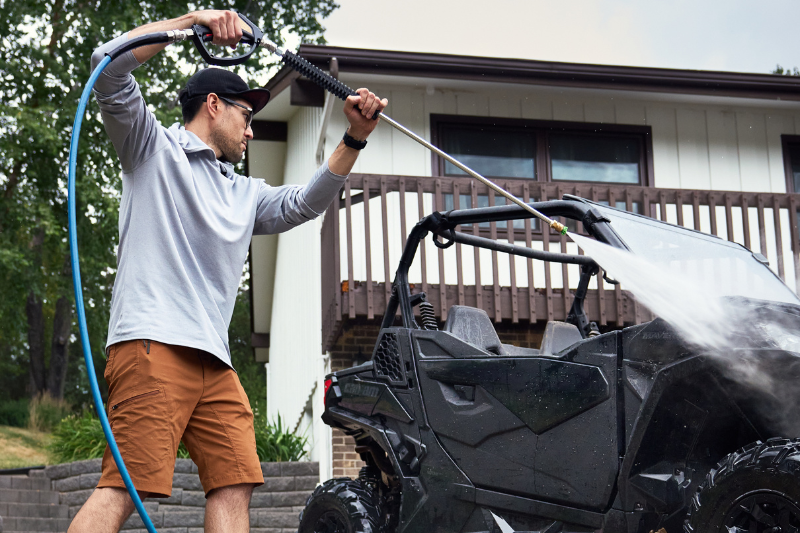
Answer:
[{"xmin": 299, "ymin": 196, "xmax": 800, "ymax": 533}]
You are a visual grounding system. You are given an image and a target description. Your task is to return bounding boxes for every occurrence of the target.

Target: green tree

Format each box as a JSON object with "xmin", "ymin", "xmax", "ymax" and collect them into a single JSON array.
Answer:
[
  {"xmin": 0, "ymin": 0, "xmax": 337, "ymax": 403},
  {"xmin": 772, "ymin": 64, "xmax": 800, "ymax": 76}
]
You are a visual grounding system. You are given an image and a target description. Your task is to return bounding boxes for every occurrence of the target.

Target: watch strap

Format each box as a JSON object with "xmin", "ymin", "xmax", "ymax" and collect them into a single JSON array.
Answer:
[{"xmin": 343, "ymin": 131, "xmax": 367, "ymax": 150}]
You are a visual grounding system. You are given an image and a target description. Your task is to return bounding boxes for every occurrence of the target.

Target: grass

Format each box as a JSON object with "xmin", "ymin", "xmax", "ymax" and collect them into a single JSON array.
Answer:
[{"xmin": 0, "ymin": 425, "xmax": 52, "ymax": 469}]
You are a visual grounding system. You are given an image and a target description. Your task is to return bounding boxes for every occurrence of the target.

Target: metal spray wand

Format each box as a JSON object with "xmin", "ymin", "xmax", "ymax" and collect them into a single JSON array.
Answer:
[{"xmin": 258, "ymin": 38, "xmax": 568, "ymax": 236}]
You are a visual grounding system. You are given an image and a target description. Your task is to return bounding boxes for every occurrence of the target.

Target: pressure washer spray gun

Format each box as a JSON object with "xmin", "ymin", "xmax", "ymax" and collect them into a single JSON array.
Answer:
[{"xmin": 185, "ymin": 12, "xmax": 568, "ymax": 236}]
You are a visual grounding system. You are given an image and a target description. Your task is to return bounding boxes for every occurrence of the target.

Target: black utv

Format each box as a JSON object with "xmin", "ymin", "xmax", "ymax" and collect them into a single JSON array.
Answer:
[{"xmin": 299, "ymin": 196, "xmax": 800, "ymax": 533}]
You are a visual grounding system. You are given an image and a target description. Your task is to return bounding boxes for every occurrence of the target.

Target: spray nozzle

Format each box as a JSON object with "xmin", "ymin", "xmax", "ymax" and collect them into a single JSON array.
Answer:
[{"xmin": 550, "ymin": 220, "xmax": 568, "ymax": 235}]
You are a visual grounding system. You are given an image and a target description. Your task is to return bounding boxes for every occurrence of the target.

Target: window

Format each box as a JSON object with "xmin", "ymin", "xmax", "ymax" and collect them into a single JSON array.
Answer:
[
  {"xmin": 440, "ymin": 124, "xmax": 537, "ymax": 179},
  {"xmin": 549, "ymin": 133, "xmax": 642, "ymax": 184},
  {"xmin": 432, "ymin": 115, "xmax": 653, "ymax": 186},
  {"xmin": 783, "ymin": 135, "xmax": 800, "ymax": 193}
]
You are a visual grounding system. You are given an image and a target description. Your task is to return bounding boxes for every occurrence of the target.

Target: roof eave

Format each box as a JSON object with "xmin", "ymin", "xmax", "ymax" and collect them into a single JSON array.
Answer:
[{"xmin": 264, "ymin": 44, "xmax": 800, "ymax": 102}]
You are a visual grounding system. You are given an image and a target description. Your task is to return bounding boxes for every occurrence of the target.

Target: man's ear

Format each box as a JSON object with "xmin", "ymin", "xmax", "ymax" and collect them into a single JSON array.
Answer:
[{"xmin": 206, "ymin": 93, "xmax": 222, "ymax": 120}]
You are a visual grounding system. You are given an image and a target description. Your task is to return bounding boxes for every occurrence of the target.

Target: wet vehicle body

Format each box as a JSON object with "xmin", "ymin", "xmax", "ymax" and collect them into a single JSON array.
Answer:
[{"xmin": 300, "ymin": 196, "xmax": 800, "ymax": 533}]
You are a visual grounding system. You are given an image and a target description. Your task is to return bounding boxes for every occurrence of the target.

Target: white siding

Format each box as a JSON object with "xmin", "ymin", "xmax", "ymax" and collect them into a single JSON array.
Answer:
[
  {"xmin": 676, "ymin": 108, "xmax": 711, "ymax": 190},
  {"xmin": 268, "ymin": 106, "xmax": 328, "ymax": 429},
  {"xmin": 647, "ymin": 106, "xmax": 682, "ymax": 188},
  {"xmin": 296, "ymin": 354, "xmax": 333, "ymax": 482},
  {"xmin": 249, "ymin": 140, "xmax": 287, "ymax": 363},
  {"xmin": 707, "ymin": 110, "xmax": 741, "ymax": 191},
  {"xmin": 737, "ymin": 111, "xmax": 772, "ymax": 192}
]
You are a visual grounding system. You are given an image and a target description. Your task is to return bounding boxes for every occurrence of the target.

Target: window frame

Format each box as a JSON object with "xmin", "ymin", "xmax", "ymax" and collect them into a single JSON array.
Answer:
[
  {"xmin": 782, "ymin": 134, "xmax": 800, "ymax": 193},
  {"xmin": 430, "ymin": 114, "xmax": 655, "ymax": 187}
]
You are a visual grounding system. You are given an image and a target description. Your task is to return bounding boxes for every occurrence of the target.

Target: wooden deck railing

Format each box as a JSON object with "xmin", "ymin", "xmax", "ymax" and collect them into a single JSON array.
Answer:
[{"xmin": 321, "ymin": 174, "xmax": 800, "ymax": 352}]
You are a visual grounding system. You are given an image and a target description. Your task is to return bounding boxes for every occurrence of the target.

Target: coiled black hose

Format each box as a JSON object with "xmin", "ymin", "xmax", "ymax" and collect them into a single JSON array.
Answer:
[{"xmin": 280, "ymin": 50, "xmax": 380, "ymax": 119}]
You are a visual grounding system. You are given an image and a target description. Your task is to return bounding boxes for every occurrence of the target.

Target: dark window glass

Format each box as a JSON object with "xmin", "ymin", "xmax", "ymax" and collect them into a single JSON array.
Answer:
[
  {"xmin": 441, "ymin": 126, "xmax": 536, "ymax": 179},
  {"xmin": 549, "ymin": 133, "xmax": 641, "ymax": 184},
  {"xmin": 444, "ymin": 193, "xmax": 474, "ymax": 212},
  {"xmin": 789, "ymin": 144, "xmax": 800, "ymax": 192},
  {"xmin": 597, "ymin": 200, "xmax": 641, "ymax": 215}
]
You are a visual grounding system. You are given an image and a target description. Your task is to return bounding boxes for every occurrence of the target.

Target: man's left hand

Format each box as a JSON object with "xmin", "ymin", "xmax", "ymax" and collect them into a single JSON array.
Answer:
[{"xmin": 344, "ymin": 88, "xmax": 388, "ymax": 141}]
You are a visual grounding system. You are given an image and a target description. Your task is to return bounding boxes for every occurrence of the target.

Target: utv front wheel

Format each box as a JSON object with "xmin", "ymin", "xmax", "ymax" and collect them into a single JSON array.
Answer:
[
  {"xmin": 684, "ymin": 438, "xmax": 800, "ymax": 533},
  {"xmin": 299, "ymin": 478, "xmax": 382, "ymax": 533}
]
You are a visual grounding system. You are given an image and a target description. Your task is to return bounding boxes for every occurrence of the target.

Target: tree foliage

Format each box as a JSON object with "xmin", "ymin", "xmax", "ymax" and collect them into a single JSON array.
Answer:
[
  {"xmin": 772, "ymin": 64, "xmax": 800, "ymax": 76},
  {"xmin": 0, "ymin": 0, "xmax": 337, "ymax": 403}
]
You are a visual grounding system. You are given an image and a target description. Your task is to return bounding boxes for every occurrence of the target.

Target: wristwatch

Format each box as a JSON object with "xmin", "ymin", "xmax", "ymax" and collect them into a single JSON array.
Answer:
[{"xmin": 343, "ymin": 131, "xmax": 367, "ymax": 150}]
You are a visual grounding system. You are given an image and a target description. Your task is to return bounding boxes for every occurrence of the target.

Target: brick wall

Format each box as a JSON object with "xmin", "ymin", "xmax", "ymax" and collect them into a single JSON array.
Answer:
[
  {"xmin": 43, "ymin": 458, "xmax": 318, "ymax": 532},
  {"xmin": 328, "ymin": 319, "xmax": 380, "ymax": 479},
  {"xmin": 496, "ymin": 320, "xmax": 547, "ymax": 349},
  {"xmin": 329, "ymin": 318, "xmax": 382, "ymax": 374},
  {"xmin": 331, "ymin": 429, "xmax": 365, "ymax": 480},
  {"xmin": 327, "ymin": 317, "xmax": 547, "ymax": 480}
]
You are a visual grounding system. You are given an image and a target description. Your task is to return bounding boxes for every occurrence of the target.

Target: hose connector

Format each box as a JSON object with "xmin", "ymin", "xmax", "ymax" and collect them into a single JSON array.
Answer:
[
  {"xmin": 166, "ymin": 29, "xmax": 194, "ymax": 43},
  {"xmin": 259, "ymin": 38, "xmax": 282, "ymax": 56},
  {"xmin": 550, "ymin": 220, "xmax": 568, "ymax": 235}
]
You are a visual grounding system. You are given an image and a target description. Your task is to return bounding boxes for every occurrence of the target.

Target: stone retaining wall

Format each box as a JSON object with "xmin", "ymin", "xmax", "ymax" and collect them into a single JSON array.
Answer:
[{"xmin": 43, "ymin": 459, "xmax": 319, "ymax": 533}]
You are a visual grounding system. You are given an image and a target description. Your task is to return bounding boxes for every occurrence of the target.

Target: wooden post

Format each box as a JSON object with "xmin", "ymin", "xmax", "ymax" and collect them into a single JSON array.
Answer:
[{"xmin": 363, "ymin": 177, "xmax": 374, "ymax": 319}]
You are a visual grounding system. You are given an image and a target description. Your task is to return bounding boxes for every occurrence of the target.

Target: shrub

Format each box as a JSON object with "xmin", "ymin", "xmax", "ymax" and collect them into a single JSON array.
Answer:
[
  {"xmin": 49, "ymin": 411, "xmax": 307, "ymax": 464},
  {"xmin": 0, "ymin": 398, "xmax": 30, "ymax": 427},
  {"xmin": 48, "ymin": 411, "xmax": 106, "ymax": 463},
  {"xmin": 28, "ymin": 393, "xmax": 72, "ymax": 432},
  {"xmin": 255, "ymin": 414, "xmax": 308, "ymax": 462},
  {"xmin": 50, "ymin": 410, "xmax": 192, "ymax": 462},
  {"xmin": 177, "ymin": 441, "xmax": 191, "ymax": 459}
]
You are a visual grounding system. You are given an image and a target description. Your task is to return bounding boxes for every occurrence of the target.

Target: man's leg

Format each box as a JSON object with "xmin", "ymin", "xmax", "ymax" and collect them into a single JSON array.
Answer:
[
  {"xmin": 68, "ymin": 487, "xmax": 151, "ymax": 533},
  {"xmin": 181, "ymin": 353, "xmax": 264, "ymax": 532},
  {"xmin": 204, "ymin": 483, "xmax": 256, "ymax": 533}
]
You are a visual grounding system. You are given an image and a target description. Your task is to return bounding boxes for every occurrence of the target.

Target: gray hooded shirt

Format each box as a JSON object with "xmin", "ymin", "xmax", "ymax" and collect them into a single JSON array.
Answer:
[{"xmin": 92, "ymin": 34, "xmax": 346, "ymax": 367}]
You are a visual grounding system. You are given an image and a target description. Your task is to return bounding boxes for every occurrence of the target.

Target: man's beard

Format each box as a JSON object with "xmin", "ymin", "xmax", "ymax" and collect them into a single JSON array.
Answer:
[{"xmin": 211, "ymin": 129, "xmax": 245, "ymax": 165}]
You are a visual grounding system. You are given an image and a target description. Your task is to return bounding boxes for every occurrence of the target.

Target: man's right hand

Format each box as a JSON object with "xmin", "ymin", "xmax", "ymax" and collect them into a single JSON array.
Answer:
[
  {"xmin": 127, "ymin": 10, "xmax": 250, "ymax": 63},
  {"xmin": 191, "ymin": 10, "xmax": 249, "ymax": 49}
]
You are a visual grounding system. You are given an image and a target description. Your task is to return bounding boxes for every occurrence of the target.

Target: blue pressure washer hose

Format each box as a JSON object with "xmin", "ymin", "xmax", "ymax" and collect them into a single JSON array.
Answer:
[{"xmin": 68, "ymin": 32, "xmax": 187, "ymax": 533}]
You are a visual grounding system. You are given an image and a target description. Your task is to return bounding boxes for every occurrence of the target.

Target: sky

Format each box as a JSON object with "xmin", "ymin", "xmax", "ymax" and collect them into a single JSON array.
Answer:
[{"xmin": 320, "ymin": 0, "xmax": 799, "ymax": 75}]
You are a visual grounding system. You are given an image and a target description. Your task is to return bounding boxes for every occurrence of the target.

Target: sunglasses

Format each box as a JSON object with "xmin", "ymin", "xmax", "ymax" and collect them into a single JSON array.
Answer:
[{"xmin": 218, "ymin": 95, "xmax": 254, "ymax": 129}]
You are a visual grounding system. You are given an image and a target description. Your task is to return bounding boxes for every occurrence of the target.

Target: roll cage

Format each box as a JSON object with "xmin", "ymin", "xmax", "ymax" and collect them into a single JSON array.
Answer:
[{"xmin": 381, "ymin": 196, "xmax": 628, "ymax": 338}]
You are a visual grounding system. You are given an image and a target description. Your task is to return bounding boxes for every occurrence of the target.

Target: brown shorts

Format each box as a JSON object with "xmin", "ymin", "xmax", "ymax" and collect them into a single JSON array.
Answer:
[{"xmin": 97, "ymin": 339, "xmax": 264, "ymax": 497}]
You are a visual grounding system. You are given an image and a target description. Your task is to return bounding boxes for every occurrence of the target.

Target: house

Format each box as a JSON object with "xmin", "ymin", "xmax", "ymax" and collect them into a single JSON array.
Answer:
[{"xmin": 244, "ymin": 44, "xmax": 800, "ymax": 482}]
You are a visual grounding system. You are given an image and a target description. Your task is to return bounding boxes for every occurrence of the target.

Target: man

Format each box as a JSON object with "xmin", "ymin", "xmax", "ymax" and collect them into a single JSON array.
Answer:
[{"xmin": 68, "ymin": 10, "xmax": 387, "ymax": 533}]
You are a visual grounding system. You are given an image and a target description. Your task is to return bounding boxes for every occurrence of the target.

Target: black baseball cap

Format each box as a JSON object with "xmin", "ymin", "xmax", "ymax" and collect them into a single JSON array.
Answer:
[{"xmin": 179, "ymin": 68, "xmax": 270, "ymax": 114}]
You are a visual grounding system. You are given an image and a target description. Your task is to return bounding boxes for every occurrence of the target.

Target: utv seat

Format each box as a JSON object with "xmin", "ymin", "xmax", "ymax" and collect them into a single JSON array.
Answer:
[
  {"xmin": 502, "ymin": 344, "xmax": 541, "ymax": 356},
  {"xmin": 444, "ymin": 306, "xmax": 506, "ymax": 355},
  {"xmin": 539, "ymin": 321, "xmax": 583, "ymax": 356}
]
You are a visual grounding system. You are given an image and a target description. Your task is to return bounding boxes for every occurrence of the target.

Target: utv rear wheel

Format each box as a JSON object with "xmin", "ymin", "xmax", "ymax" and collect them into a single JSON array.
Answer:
[
  {"xmin": 684, "ymin": 438, "xmax": 800, "ymax": 533},
  {"xmin": 299, "ymin": 478, "xmax": 382, "ymax": 533}
]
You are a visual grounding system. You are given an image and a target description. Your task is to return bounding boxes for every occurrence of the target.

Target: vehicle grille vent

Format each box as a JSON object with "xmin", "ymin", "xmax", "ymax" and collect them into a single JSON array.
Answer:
[{"xmin": 373, "ymin": 332, "xmax": 405, "ymax": 384}]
